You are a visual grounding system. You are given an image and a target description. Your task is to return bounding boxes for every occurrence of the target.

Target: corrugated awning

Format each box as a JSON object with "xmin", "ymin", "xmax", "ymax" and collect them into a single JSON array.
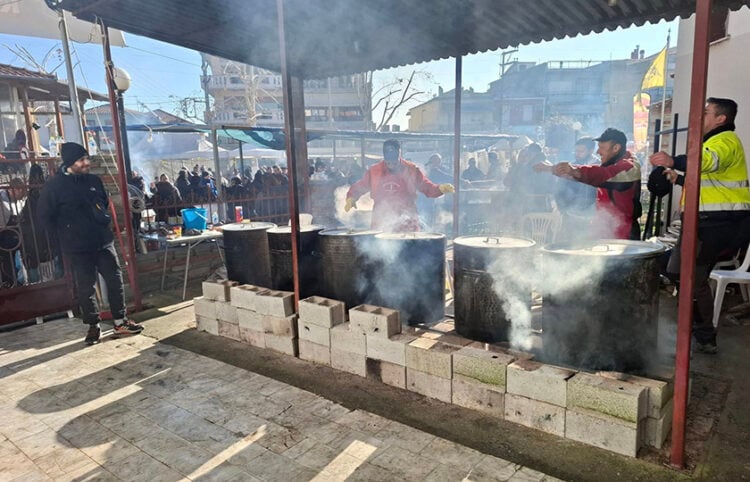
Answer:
[{"xmin": 49, "ymin": 0, "xmax": 750, "ymax": 79}]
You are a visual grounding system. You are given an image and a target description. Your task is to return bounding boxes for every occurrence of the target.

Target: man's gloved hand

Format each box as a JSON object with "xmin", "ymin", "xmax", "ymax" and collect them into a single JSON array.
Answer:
[
  {"xmin": 344, "ymin": 197, "xmax": 357, "ymax": 212},
  {"xmin": 439, "ymin": 183, "xmax": 455, "ymax": 194}
]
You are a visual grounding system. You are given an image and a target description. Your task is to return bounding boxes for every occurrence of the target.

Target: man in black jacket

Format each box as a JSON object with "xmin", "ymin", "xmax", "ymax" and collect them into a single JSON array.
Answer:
[{"xmin": 39, "ymin": 142, "xmax": 143, "ymax": 345}]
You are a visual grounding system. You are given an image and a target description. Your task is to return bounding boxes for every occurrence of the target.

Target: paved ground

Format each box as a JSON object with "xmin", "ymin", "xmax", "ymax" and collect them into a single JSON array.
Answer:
[{"xmin": 0, "ymin": 316, "xmax": 560, "ymax": 481}]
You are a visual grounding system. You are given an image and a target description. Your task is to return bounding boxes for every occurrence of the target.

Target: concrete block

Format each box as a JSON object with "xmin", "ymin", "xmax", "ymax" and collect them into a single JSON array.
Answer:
[
  {"xmin": 453, "ymin": 346, "xmax": 516, "ymax": 388},
  {"xmin": 239, "ymin": 327, "xmax": 265, "ymax": 348},
  {"xmin": 196, "ymin": 315, "xmax": 218, "ymax": 336},
  {"xmin": 349, "ymin": 304, "xmax": 400, "ymax": 338},
  {"xmin": 331, "ymin": 349, "xmax": 366, "ymax": 377},
  {"xmin": 644, "ymin": 399, "xmax": 673, "ymax": 449},
  {"xmin": 406, "ymin": 368, "xmax": 452, "ymax": 403},
  {"xmin": 598, "ymin": 372, "xmax": 673, "ymax": 419},
  {"xmin": 230, "ymin": 284, "xmax": 266, "ymax": 311},
  {"xmin": 218, "ymin": 320, "xmax": 240, "ymax": 341},
  {"xmin": 506, "ymin": 360, "xmax": 575, "ymax": 407},
  {"xmin": 366, "ymin": 358, "xmax": 406, "ymax": 389},
  {"xmin": 566, "ymin": 408, "xmax": 641, "ymax": 457},
  {"xmin": 298, "ymin": 296, "xmax": 346, "ymax": 327},
  {"xmin": 366, "ymin": 333, "xmax": 417, "ymax": 366},
  {"xmin": 330, "ymin": 323, "xmax": 366, "ymax": 355},
  {"xmin": 202, "ymin": 280, "xmax": 238, "ymax": 301},
  {"xmin": 265, "ymin": 334, "xmax": 299, "ymax": 357},
  {"xmin": 452, "ymin": 375, "xmax": 505, "ymax": 419},
  {"xmin": 237, "ymin": 307, "xmax": 263, "ymax": 332},
  {"xmin": 298, "ymin": 320, "xmax": 331, "ymax": 347},
  {"xmin": 567, "ymin": 373, "xmax": 648, "ymax": 423},
  {"xmin": 193, "ymin": 296, "xmax": 217, "ymax": 320},
  {"xmin": 261, "ymin": 314, "xmax": 298, "ymax": 338},
  {"xmin": 504, "ymin": 393, "xmax": 565, "ymax": 436},
  {"xmin": 215, "ymin": 302, "xmax": 238, "ymax": 324},
  {"xmin": 256, "ymin": 290, "xmax": 295, "ymax": 317},
  {"xmin": 405, "ymin": 338, "xmax": 459, "ymax": 379},
  {"xmin": 403, "ymin": 326, "xmax": 472, "ymax": 348},
  {"xmin": 299, "ymin": 340, "xmax": 331, "ymax": 366}
]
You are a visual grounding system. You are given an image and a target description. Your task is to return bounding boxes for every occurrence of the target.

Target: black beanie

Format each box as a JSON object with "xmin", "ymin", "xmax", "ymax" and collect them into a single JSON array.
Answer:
[{"xmin": 60, "ymin": 142, "xmax": 88, "ymax": 168}]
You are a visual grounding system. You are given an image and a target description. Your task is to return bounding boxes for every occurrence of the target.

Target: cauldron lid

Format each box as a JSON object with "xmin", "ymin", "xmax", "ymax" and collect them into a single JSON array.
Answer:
[
  {"xmin": 454, "ymin": 235, "xmax": 535, "ymax": 249},
  {"xmin": 267, "ymin": 224, "xmax": 325, "ymax": 234},
  {"xmin": 222, "ymin": 222, "xmax": 276, "ymax": 232},
  {"xmin": 319, "ymin": 228, "xmax": 381, "ymax": 237},
  {"xmin": 376, "ymin": 232, "xmax": 445, "ymax": 240},
  {"xmin": 542, "ymin": 239, "xmax": 665, "ymax": 258}
]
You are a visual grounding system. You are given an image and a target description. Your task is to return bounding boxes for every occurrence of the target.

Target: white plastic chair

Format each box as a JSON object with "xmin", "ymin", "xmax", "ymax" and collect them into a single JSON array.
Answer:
[
  {"xmin": 520, "ymin": 212, "xmax": 560, "ymax": 245},
  {"xmin": 709, "ymin": 243, "xmax": 750, "ymax": 328}
]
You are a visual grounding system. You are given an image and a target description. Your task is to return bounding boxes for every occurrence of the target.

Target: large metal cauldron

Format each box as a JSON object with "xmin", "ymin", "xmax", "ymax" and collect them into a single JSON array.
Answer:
[
  {"xmin": 369, "ymin": 232, "xmax": 446, "ymax": 325},
  {"xmin": 541, "ymin": 240, "xmax": 664, "ymax": 372},
  {"xmin": 319, "ymin": 228, "xmax": 380, "ymax": 309},
  {"xmin": 267, "ymin": 224, "xmax": 324, "ymax": 297},
  {"xmin": 454, "ymin": 236, "xmax": 536, "ymax": 342},
  {"xmin": 222, "ymin": 222, "xmax": 275, "ymax": 287}
]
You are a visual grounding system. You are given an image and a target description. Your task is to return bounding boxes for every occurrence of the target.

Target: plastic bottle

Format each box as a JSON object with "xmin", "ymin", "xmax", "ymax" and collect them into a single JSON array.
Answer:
[
  {"xmin": 211, "ymin": 211, "xmax": 219, "ymax": 226},
  {"xmin": 87, "ymin": 135, "xmax": 98, "ymax": 155},
  {"xmin": 48, "ymin": 136, "xmax": 58, "ymax": 158}
]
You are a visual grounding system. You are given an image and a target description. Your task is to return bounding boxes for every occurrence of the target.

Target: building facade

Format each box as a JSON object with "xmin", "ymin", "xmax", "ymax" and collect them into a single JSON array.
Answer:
[{"xmin": 201, "ymin": 54, "xmax": 372, "ymax": 134}]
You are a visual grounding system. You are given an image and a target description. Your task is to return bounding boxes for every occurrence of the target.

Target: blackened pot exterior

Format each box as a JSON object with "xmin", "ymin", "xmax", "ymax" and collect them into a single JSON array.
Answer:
[
  {"xmin": 319, "ymin": 228, "xmax": 380, "ymax": 309},
  {"xmin": 222, "ymin": 222, "xmax": 275, "ymax": 287},
  {"xmin": 454, "ymin": 236, "xmax": 536, "ymax": 342},
  {"xmin": 369, "ymin": 232, "xmax": 446, "ymax": 325},
  {"xmin": 267, "ymin": 225, "xmax": 324, "ymax": 297},
  {"xmin": 541, "ymin": 239, "xmax": 665, "ymax": 372}
]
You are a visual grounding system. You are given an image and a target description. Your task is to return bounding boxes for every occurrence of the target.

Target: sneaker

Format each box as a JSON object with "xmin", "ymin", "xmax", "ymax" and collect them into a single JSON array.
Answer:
[
  {"xmin": 695, "ymin": 341, "xmax": 718, "ymax": 355},
  {"xmin": 113, "ymin": 319, "xmax": 144, "ymax": 336},
  {"xmin": 85, "ymin": 325, "xmax": 101, "ymax": 345}
]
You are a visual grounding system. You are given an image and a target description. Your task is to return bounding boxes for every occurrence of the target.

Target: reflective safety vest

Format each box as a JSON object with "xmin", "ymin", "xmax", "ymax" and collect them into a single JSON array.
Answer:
[{"xmin": 691, "ymin": 130, "xmax": 750, "ymax": 212}]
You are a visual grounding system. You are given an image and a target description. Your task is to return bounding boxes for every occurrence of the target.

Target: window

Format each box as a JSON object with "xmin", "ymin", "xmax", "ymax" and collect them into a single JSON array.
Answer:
[
  {"xmin": 710, "ymin": 8, "xmax": 729, "ymax": 43},
  {"xmin": 229, "ymin": 76, "xmax": 243, "ymax": 85},
  {"xmin": 305, "ymin": 108, "xmax": 328, "ymax": 122},
  {"xmin": 334, "ymin": 107, "xmax": 363, "ymax": 122}
]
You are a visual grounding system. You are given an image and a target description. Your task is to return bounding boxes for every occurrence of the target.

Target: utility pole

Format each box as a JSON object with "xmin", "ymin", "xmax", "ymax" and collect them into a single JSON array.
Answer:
[
  {"xmin": 497, "ymin": 49, "xmax": 518, "ymax": 133},
  {"xmin": 201, "ymin": 58, "xmax": 212, "ymax": 124}
]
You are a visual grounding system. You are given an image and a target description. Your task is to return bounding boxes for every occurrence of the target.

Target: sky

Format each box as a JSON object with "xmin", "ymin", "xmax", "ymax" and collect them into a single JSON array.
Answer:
[{"xmin": 0, "ymin": 17, "xmax": 678, "ymax": 128}]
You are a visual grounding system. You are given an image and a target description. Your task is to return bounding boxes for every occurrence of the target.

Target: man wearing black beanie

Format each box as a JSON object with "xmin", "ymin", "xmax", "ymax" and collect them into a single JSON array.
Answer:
[{"xmin": 39, "ymin": 142, "xmax": 143, "ymax": 344}]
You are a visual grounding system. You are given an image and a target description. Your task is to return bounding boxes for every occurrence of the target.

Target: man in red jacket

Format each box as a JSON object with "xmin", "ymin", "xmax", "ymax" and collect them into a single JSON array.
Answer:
[
  {"xmin": 535, "ymin": 128, "xmax": 641, "ymax": 239},
  {"xmin": 345, "ymin": 139, "xmax": 454, "ymax": 232}
]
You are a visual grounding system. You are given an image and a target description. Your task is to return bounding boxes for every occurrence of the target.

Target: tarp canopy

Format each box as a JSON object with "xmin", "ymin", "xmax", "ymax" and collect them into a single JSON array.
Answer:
[{"xmin": 2, "ymin": 0, "xmax": 125, "ymax": 46}]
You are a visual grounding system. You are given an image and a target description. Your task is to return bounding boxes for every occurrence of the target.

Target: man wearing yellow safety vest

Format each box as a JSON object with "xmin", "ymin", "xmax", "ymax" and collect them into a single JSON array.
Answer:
[{"xmin": 650, "ymin": 97, "xmax": 750, "ymax": 355}]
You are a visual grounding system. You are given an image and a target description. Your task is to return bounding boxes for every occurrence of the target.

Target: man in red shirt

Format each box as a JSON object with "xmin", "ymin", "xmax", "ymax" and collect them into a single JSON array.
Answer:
[
  {"xmin": 345, "ymin": 139, "xmax": 454, "ymax": 232},
  {"xmin": 535, "ymin": 128, "xmax": 641, "ymax": 239}
]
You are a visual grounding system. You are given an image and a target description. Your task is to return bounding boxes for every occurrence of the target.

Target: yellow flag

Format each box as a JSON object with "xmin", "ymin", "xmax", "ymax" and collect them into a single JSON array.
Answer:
[{"xmin": 641, "ymin": 47, "xmax": 667, "ymax": 90}]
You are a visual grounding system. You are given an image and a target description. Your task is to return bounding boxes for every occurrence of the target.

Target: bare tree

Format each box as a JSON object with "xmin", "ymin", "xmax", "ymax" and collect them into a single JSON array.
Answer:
[
  {"xmin": 3, "ymin": 44, "xmax": 65, "ymax": 74},
  {"xmin": 371, "ymin": 69, "xmax": 435, "ymax": 131}
]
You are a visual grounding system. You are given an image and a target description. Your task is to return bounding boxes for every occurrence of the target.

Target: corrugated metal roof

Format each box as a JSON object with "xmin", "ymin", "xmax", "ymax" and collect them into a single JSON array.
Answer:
[
  {"xmin": 51, "ymin": 0, "xmax": 750, "ymax": 79},
  {"xmin": 0, "ymin": 63, "xmax": 56, "ymax": 81}
]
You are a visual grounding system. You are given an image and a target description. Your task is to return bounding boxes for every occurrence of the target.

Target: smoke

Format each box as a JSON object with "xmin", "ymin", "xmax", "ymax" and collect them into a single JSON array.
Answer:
[
  {"xmin": 358, "ymin": 233, "xmax": 445, "ymax": 325},
  {"xmin": 334, "ymin": 185, "xmax": 372, "ymax": 229},
  {"xmin": 483, "ymin": 237, "xmax": 662, "ymax": 374}
]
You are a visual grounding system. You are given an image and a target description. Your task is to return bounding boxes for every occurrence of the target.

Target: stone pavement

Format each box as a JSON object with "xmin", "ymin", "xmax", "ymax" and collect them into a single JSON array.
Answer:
[{"xmin": 0, "ymin": 319, "xmax": 561, "ymax": 481}]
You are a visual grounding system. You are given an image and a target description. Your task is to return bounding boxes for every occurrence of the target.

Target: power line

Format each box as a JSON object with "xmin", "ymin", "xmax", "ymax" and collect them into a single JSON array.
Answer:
[{"xmin": 124, "ymin": 45, "xmax": 201, "ymax": 67}]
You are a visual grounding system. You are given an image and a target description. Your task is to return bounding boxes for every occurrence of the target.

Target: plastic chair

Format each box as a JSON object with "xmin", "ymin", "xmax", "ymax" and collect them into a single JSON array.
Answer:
[
  {"xmin": 520, "ymin": 212, "xmax": 560, "ymax": 245},
  {"xmin": 709, "ymin": 243, "xmax": 750, "ymax": 328}
]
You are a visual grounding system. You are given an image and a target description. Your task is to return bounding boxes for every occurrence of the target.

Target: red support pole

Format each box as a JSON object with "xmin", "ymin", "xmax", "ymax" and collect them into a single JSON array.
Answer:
[
  {"xmin": 100, "ymin": 21, "xmax": 143, "ymax": 312},
  {"xmin": 276, "ymin": 0, "xmax": 304, "ymax": 308},
  {"xmin": 670, "ymin": 0, "xmax": 712, "ymax": 469}
]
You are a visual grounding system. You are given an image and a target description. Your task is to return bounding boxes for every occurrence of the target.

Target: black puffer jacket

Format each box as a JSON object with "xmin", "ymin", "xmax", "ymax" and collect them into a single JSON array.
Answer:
[{"xmin": 38, "ymin": 170, "xmax": 113, "ymax": 253}]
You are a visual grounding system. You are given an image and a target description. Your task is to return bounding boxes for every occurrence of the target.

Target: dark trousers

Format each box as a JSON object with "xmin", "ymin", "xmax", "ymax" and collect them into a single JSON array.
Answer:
[
  {"xmin": 670, "ymin": 214, "xmax": 750, "ymax": 344},
  {"xmin": 69, "ymin": 243, "xmax": 126, "ymax": 325}
]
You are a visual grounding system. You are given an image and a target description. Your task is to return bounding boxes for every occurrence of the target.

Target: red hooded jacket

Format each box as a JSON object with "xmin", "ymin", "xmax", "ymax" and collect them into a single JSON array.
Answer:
[
  {"xmin": 347, "ymin": 159, "xmax": 443, "ymax": 232},
  {"xmin": 576, "ymin": 151, "xmax": 641, "ymax": 239}
]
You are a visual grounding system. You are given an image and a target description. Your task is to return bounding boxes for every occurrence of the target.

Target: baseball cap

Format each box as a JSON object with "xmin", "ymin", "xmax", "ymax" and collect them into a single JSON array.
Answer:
[{"xmin": 595, "ymin": 128, "xmax": 627, "ymax": 147}]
